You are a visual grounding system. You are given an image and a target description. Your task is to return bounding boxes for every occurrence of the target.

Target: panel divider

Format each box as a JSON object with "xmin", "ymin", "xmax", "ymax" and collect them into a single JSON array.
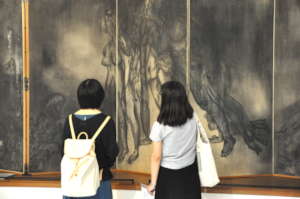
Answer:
[
  {"xmin": 21, "ymin": 0, "xmax": 30, "ymax": 175},
  {"xmin": 186, "ymin": 0, "xmax": 191, "ymax": 92},
  {"xmin": 272, "ymin": 0, "xmax": 276, "ymax": 174},
  {"xmin": 115, "ymin": 0, "xmax": 119, "ymax": 167}
]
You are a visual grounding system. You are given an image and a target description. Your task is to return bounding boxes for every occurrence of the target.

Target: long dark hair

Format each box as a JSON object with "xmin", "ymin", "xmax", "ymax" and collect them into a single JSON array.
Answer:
[{"xmin": 157, "ymin": 81, "xmax": 193, "ymax": 126}]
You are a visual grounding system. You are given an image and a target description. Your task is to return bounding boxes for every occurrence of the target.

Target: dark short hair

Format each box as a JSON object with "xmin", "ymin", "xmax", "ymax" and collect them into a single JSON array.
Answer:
[
  {"xmin": 77, "ymin": 79, "xmax": 105, "ymax": 109},
  {"xmin": 157, "ymin": 81, "xmax": 193, "ymax": 126}
]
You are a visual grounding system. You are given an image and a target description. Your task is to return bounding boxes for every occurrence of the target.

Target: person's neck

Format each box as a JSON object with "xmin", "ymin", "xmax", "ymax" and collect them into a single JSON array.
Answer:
[{"xmin": 75, "ymin": 109, "xmax": 101, "ymax": 115}]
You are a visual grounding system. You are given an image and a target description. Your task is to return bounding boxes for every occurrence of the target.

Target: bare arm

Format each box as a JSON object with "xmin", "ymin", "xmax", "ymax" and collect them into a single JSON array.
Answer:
[{"xmin": 147, "ymin": 141, "xmax": 162, "ymax": 195}]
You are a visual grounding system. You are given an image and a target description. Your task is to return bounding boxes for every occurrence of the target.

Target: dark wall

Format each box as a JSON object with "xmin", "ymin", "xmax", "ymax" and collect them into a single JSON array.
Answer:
[{"xmin": 0, "ymin": 0, "xmax": 23, "ymax": 171}]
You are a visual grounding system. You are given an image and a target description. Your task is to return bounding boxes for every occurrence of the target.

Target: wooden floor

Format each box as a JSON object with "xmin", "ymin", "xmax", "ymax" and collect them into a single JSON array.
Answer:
[{"xmin": 0, "ymin": 170, "xmax": 300, "ymax": 197}]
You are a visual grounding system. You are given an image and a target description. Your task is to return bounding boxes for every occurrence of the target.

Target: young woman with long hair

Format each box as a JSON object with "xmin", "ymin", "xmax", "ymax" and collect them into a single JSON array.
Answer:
[{"xmin": 146, "ymin": 81, "xmax": 201, "ymax": 199}]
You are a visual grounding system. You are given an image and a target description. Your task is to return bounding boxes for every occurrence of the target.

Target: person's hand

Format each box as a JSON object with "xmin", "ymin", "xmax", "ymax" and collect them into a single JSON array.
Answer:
[{"xmin": 146, "ymin": 183, "xmax": 156, "ymax": 196}]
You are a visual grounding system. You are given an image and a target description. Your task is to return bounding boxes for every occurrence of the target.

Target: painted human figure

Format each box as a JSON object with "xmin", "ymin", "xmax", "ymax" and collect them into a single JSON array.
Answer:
[
  {"xmin": 124, "ymin": 15, "xmax": 153, "ymax": 164},
  {"xmin": 124, "ymin": 0, "xmax": 187, "ymax": 163},
  {"xmin": 148, "ymin": 4, "xmax": 187, "ymax": 106},
  {"xmin": 117, "ymin": 0, "xmax": 169, "ymax": 163},
  {"xmin": 190, "ymin": 60, "xmax": 265, "ymax": 157},
  {"xmin": 101, "ymin": 8, "xmax": 132, "ymax": 163},
  {"xmin": 101, "ymin": 9, "xmax": 117, "ymax": 119},
  {"xmin": 149, "ymin": 53, "xmax": 172, "ymax": 107}
]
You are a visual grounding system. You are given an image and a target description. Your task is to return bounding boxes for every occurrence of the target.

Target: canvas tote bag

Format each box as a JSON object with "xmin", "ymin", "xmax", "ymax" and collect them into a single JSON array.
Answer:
[
  {"xmin": 61, "ymin": 114, "xmax": 110, "ymax": 197},
  {"xmin": 195, "ymin": 115, "xmax": 220, "ymax": 187}
]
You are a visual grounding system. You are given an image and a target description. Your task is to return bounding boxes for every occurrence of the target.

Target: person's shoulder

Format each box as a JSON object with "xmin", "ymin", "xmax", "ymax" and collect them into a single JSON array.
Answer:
[
  {"xmin": 98, "ymin": 113, "xmax": 115, "ymax": 124},
  {"xmin": 152, "ymin": 121, "xmax": 171, "ymax": 131},
  {"xmin": 63, "ymin": 114, "xmax": 73, "ymax": 122},
  {"xmin": 152, "ymin": 121, "xmax": 164, "ymax": 128},
  {"xmin": 192, "ymin": 111, "xmax": 199, "ymax": 121},
  {"xmin": 150, "ymin": 121, "xmax": 173, "ymax": 140},
  {"xmin": 99, "ymin": 112, "xmax": 113, "ymax": 119},
  {"xmin": 150, "ymin": 121, "xmax": 161, "ymax": 132},
  {"xmin": 65, "ymin": 113, "xmax": 73, "ymax": 118}
]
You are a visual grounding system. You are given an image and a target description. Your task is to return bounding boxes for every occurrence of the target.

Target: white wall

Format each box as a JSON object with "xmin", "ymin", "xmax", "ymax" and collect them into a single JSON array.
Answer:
[
  {"xmin": 0, "ymin": 187, "xmax": 299, "ymax": 199},
  {"xmin": 202, "ymin": 193, "xmax": 300, "ymax": 199},
  {"xmin": 0, "ymin": 187, "xmax": 143, "ymax": 199}
]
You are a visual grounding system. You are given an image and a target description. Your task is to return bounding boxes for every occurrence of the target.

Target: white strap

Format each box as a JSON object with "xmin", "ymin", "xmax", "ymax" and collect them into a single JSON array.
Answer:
[
  {"xmin": 77, "ymin": 132, "xmax": 89, "ymax": 139},
  {"xmin": 198, "ymin": 123, "xmax": 209, "ymax": 143},
  {"xmin": 68, "ymin": 114, "xmax": 76, "ymax": 139},
  {"xmin": 91, "ymin": 116, "xmax": 111, "ymax": 141},
  {"xmin": 68, "ymin": 114, "xmax": 111, "ymax": 140},
  {"xmin": 195, "ymin": 113, "xmax": 209, "ymax": 143}
]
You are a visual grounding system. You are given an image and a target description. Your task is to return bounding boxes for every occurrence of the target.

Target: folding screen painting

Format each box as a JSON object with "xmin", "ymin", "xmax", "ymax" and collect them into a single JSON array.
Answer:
[
  {"xmin": 29, "ymin": 0, "xmax": 116, "ymax": 172},
  {"xmin": 1, "ymin": 0, "xmax": 300, "ymax": 177},
  {"xmin": 116, "ymin": 0, "xmax": 187, "ymax": 171},
  {"xmin": 0, "ymin": 0, "xmax": 23, "ymax": 172},
  {"xmin": 275, "ymin": 0, "xmax": 300, "ymax": 176},
  {"xmin": 190, "ymin": 0, "xmax": 273, "ymax": 176}
]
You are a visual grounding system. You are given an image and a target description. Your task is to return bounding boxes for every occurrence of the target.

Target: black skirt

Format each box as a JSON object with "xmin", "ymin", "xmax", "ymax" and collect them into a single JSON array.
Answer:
[{"xmin": 155, "ymin": 161, "xmax": 201, "ymax": 199}]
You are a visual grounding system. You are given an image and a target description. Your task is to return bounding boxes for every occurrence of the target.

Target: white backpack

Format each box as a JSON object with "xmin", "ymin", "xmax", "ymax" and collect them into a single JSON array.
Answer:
[{"xmin": 61, "ymin": 114, "xmax": 111, "ymax": 197}]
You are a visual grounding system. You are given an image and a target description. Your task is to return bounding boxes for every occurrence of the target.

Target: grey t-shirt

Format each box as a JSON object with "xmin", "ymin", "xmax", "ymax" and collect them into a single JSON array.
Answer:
[{"xmin": 149, "ymin": 115, "xmax": 197, "ymax": 170}]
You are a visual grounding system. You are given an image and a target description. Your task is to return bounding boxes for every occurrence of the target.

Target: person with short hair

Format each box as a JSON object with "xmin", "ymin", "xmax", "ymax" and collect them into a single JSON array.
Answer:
[
  {"xmin": 62, "ymin": 79, "xmax": 118, "ymax": 199},
  {"xmin": 147, "ymin": 81, "xmax": 201, "ymax": 199}
]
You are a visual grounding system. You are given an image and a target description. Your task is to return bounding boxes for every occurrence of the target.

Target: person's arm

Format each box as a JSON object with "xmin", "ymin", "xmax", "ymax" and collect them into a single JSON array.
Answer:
[
  {"xmin": 147, "ymin": 141, "xmax": 162, "ymax": 195},
  {"xmin": 61, "ymin": 118, "xmax": 70, "ymax": 157}
]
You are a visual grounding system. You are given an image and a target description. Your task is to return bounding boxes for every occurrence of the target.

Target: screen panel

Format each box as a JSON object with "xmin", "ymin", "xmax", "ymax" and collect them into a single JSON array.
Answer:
[
  {"xmin": 275, "ymin": 0, "xmax": 300, "ymax": 176},
  {"xmin": 29, "ymin": 0, "xmax": 116, "ymax": 172},
  {"xmin": 0, "ymin": 0, "xmax": 23, "ymax": 172},
  {"xmin": 190, "ymin": 0, "xmax": 273, "ymax": 176},
  {"xmin": 116, "ymin": 0, "xmax": 187, "ymax": 172}
]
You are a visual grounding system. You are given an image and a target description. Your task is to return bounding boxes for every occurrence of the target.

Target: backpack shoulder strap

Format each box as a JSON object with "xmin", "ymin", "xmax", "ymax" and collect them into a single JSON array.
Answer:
[
  {"xmin": 68, "ymin": 114, "xmax": 76, "ymax": 139},
  {"xmin": 91, "ymin": 116, "xmax": 111, "ymax": 141}
]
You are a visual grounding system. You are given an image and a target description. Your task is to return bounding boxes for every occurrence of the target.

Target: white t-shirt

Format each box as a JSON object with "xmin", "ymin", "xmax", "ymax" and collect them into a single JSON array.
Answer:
[{"xmin": 149, "ymin": 114, "xmax": 197, "ymax": 170}]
